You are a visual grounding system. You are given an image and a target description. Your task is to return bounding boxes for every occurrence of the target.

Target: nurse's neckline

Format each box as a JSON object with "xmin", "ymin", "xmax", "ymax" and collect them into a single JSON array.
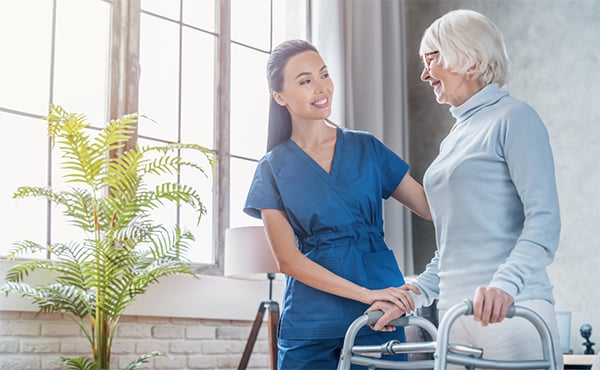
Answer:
[{"xmin": 290, "ymin": 124, "xmax": 338, "ymax": 151}]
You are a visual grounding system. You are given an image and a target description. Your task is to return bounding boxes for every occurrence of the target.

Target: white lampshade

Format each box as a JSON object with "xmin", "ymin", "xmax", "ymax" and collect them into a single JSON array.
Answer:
[{"xmin": 224, "ymin": 226, "xmax": 280, "ymax": 279}]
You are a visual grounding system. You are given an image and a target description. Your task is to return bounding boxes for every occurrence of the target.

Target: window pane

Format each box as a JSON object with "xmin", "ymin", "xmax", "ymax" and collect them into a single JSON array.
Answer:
[
  {"xmin": 183, "ymin": 0, "xmax": 215, "ymax": 32},
  {"xmin": 181, "ymin": 27, "xmax": 215, "ymax": 150},
  {"xmin": 50, "ymin": 126, "xmax": 95, "ymax": 246},
  {"xmin": 138, "ymin": 13, "xmax": 180, "ymax": 142},
  {"xmin": 141, "ymin": 0, "xmax": 180, "ymax": 21},
  {"xmin": 230, "ymin": 158, "xmax": 262, "ymax": 228},
  {"xmin": 0, "ymin": 113, "xmax": 48, "ymax": 258},
  {"xmin": 137, "ymin": 138, "xmax": 179, "ymax": 231},
  {"xmin": 272, "ymin": 0, "xmax": 308, "ymax": 47},
  {"xmin": 53, "ymin": 0, "xmax": 110, "ymax": 125},
  {"xmin": 230, "ymin": 45, "xmax": 269, "ymax": 159},
  {"xmin": 231, "ymin": 0, "xmax": 270, "ymax": 50},
  {"xmin": 137, "ymin": 138, "xmax": 214, "ymax": 264},
  {"xmin": 0, "ymin": 0, "xmax": 53, "ymax": 115},
  {"xmin": 180, "ymin": 148, "xmax": 214, "ymax": 263}
]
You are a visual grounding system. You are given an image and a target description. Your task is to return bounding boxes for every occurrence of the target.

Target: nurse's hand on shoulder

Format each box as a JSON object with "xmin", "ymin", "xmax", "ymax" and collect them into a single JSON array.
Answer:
[{"xmin": 472, "ymin": 286, "xmax": 514, "ymax": 327}]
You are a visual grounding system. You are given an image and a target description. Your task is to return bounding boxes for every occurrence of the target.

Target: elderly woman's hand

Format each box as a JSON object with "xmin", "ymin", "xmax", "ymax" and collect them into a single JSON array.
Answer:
[
  {"xmin": 367, "ymin": 300, "xmax": 405, "ymax": 332},
  {"xmin": 472, "ymin": 286, "xmax": 514, "ymax": 326}
]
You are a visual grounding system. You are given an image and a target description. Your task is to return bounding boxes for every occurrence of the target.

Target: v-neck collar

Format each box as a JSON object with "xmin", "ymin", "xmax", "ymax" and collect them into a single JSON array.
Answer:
[{"xmin": 287, "ymin": 127, "xmax": 342, "ymax": 177}]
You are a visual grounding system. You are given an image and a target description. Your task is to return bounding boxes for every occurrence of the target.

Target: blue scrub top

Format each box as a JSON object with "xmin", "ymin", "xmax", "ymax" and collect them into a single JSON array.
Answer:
[{"xmin": 244, "ymin": 128, "xmax": 409, "ymax": 340}]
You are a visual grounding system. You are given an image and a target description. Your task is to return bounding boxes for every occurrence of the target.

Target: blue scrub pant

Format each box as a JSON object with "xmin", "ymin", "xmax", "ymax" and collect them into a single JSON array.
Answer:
[{"xmin": 278, "ymin": 330, "xmax": 407, "ymax": 370}]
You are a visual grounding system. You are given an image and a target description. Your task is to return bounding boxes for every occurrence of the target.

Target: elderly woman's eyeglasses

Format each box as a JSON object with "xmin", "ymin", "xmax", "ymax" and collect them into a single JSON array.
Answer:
[{"xmin": 422, "ymin": 51, "xmax": 439, "ymax": 71}]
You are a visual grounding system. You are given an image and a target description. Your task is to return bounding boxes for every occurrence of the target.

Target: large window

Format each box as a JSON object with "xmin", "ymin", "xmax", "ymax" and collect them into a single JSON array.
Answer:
[{"xmin": 0, "ymin": 0, "xmax": 308, "ymax": 274}]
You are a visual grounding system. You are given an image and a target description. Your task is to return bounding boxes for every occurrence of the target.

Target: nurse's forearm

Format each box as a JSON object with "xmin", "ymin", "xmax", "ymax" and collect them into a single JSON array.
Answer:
[
  {"xmin": 262, "ymin": 209, "xmax": 412, "ymax": 310},
  {"xmin": 282, "ymin": 257, "xmax": 416, "ymax": 313},
  {"xmin": 262, "ymin": 209, "xmax": 371, "ymax": 303},
  {"xmin": 280, "ymin": 253, "xmax": 372, "ymax": 304}
]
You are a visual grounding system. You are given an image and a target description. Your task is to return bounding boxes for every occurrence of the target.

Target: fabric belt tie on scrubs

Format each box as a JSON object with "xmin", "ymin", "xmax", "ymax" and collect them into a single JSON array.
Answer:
[{"xmin": 297, "ymin": 223, "xmax": 383, "ymax": 254}]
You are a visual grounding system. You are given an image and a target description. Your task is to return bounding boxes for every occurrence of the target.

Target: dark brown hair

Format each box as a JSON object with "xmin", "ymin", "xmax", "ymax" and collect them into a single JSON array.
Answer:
[{"xmin": 266, "ymin": 39, "xmax": 319, "ymax": 152}]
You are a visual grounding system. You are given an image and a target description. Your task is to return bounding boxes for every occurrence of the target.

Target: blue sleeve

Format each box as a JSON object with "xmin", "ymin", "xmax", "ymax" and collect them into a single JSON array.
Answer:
[
  {"xmin": 243, "ymin": 158, "xmax": 284, "ymax": 219},
  {"xmin": 370, "ymin": 135, "xmax": 410, "ymax": 199},
  {"xmin": 491, "ymin": 105, "xmax": 561, "ymax": 297}
]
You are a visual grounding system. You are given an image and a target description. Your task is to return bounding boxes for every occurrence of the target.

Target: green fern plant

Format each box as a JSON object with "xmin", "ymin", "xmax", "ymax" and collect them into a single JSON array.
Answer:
[{"xmin": 1, "ymin": 104, "xmax": 215, "ymax": 369}]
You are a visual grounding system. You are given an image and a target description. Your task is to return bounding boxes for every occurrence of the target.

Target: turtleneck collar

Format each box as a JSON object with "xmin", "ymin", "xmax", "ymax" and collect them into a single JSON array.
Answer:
[{"xmin": 449, "ymin": 83, "xmax": 508, "ymax": 123}]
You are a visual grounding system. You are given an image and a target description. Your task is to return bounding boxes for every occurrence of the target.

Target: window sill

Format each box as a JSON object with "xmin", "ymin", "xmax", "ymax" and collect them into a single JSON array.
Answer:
[{"xmin": 0, "ymin": 259, "xmax": 284, "ymax": 321}]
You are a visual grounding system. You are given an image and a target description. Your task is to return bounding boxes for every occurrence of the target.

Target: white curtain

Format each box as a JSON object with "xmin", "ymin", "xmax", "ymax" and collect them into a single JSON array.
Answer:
[{"xmin": 311, "ymin": 0, "xmax": 414, "ymax": 274}]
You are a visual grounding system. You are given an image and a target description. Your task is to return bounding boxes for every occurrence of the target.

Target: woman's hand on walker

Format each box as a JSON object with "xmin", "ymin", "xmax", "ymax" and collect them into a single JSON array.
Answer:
[
  {"xmin": 367, "ymin": 284, "xmax": 419, "ymax": 313},
  {"xmin": 366, "ymin": 284, "xmax": 420, "ymax": 331},
  {"xmin": 472, "ymin": 286, "xmax": 514, "ymax": 326},
  {"xmin": 367, "ymin": 301, "xmax": 404, "ymax": 331}
]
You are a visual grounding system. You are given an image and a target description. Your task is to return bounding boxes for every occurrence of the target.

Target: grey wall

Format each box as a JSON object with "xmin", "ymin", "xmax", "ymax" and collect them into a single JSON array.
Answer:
[{"xmin": 404, "ymin": 0, "xmax": 600, "ymax": 354}]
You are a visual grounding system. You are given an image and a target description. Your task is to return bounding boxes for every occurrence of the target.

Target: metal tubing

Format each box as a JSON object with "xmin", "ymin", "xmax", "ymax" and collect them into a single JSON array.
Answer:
[
  {"xmin": 434, "ymin": 300, "xmax": 557, "ymax": 370},
  {"xmin": 337, "ymin": 313, "xmax": 438, "ymax": 370}
]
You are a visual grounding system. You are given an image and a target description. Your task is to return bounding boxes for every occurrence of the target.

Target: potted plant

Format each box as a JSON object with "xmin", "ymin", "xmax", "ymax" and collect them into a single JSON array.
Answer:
[{"xmin": 1, "ymin": 104, "xmax": 215, "ymax": 369}]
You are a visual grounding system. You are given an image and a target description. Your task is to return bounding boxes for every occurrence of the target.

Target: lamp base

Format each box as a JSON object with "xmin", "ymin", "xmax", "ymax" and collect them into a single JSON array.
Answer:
[{"xmin": 238, "ymin": 300, "xmax": 279, "ymax": 370}]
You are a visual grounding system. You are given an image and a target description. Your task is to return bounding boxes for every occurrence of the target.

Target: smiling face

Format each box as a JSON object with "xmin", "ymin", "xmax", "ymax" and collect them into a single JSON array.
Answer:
[
  {"xmin": 272, "ymin": 50, "xmax": 334, "ymax": 122},
  {"xmin": 420, "ymin": 51, "xmax": 484, "ymax": 107}
]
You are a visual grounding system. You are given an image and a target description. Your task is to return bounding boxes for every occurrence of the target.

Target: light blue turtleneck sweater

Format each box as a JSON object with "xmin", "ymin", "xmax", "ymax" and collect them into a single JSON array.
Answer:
[{"xmin": 412, "ymin": 83, "xmax": 561, "ymax": 311}]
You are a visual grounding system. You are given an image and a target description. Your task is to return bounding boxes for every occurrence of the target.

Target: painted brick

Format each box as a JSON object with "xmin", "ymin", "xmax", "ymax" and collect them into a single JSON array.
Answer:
[
  {"xmin": 0, "ymin": 337, "xmax": 19, "ymax": 353},
  {"xmin": 0, "ymin": 313, "xmax": 262, "ymax": 369},
  {"xmin": 199, "ymin": 318, "xmax": 233, "ymax": 326},
  {"xmin": 152, "ymin": 325, "xmax": 185, "ymax": 339},
  {"xmin": 216, "ymin": 325, "xmax": 258, "ymax": 340},
  {"xmin": 0, "ymin": 320, "xmax": 40, "ymax": 336},
  {"xmin": 59, "ymin": 337, "xmax": 91, "ymax": 354},
  {"xmin": 172, "ymin": 317, "xmax": 211, "ymax": 325},
  {"xmin": 41, "ymin": 355, "xmax": 68, "ymax": 370},
  {"xmin": 117, "ymin": 323, "xmax": 152, "ymax": 338},
  {"xmin": 201, "ymin": 339, "xmax": 246, "ymax": 354},
  {"xmin": 215, "ymin": 354, "xmax": 240, "ymax": 368},
  {"xmin": 42, "ymin": 322, "xmax": 82, "ymax": 336},
  {"xmin": 20, "ymin": 312, "xmax": 65, "ymax": 321},
  {"xmin": 154, "ymin": 354, "xmax": 187, "ymax": 369},
  {"xmin": 168, "ymin": 339, "xmax": 203, "ymax": 354},
  {"xmin": 186, "ymin": 325, "xmax": 216, "ymax": 339},
  {"xmin": 135, "ymin": 339, "xmax": 169, "ymax": 354},
  {"xmin": 251, "ymin": 340, "xmax": 270, "ymax": 353},
  {"xmin": 248, "ymin": 354, "xmax": 270, "ymax": 369},
  {"xmin": 118, "ymin": 315, "xmax": 138, "ymax": 323},
  {"xmin": 136, "ymin": 316, "xmax": 171, "ymax": 325},
  {"xmin": 0, "ymin": 311, "xmax": 21, "ymax": 319},
  {"xmin": 0, "ymin": 356, "xmax": 40, "ymax": 369},
  {"xmin": 110, "ymin": 339, "xmax": 137, "ymax": 354},
  {"xmin": 117, "ymin": 354, "xmax": 155, "ymax": 369},
  {"xmin": 187, "ymin": 354, "xmax": 219, "ymax": 369},
  {"xmin": 21, "ymin": 338, "xmax": 61, "ymax": 353}
]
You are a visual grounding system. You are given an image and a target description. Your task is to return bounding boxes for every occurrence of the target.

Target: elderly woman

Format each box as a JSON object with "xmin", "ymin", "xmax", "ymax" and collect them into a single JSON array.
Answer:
[{"xmin": 371, "ymin": 9, "xmax": 563, "ymax": 368}]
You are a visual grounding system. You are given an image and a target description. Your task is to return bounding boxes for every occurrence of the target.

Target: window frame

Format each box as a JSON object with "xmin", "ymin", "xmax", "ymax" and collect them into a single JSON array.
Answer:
[{"xmin": 0, "ymin": 0, "xmax": 310, "ymax": 276}]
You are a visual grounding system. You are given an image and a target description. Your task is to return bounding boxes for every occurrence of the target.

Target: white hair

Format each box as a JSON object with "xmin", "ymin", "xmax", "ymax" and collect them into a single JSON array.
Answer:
[{"xmin": 419, "ymin": 9, "xmax": 509, "ymax": 87}]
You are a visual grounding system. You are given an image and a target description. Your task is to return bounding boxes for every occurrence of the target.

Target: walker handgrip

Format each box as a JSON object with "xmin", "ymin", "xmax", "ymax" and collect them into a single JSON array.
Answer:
[
  {"xmin": 462, "ymin": 299, "xmax": 516, "ymax": 318},
  {"xmin": 506, "ymin": 305, "xmax": 516, "ymax": 318},
  {"xmin": 366, "ymin": 310, "xmax": 410, "ymax": 327}
]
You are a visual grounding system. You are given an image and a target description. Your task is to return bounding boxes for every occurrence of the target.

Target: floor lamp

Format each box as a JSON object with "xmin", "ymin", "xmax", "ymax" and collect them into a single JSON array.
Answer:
[{"xmin": 225, "ymin": 226, "xmax": 280, "ymax": 370}]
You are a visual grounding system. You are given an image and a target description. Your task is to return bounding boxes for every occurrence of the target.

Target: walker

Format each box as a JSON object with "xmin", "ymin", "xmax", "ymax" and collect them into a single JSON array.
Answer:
[{"xmin": 337, "ymin": 300, "xmax": 557, "ymax": 370}]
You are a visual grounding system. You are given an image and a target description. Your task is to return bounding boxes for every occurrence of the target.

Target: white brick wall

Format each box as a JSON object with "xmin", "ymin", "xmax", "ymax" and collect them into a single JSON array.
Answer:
[{"xmin": 0, "ymin": 311, "xmax": 271, "ymax": 370}]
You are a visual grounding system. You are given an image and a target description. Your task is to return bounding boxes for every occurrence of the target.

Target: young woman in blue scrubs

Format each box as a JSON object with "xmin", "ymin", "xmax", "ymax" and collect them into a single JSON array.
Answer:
[{"xmin": 244, "ymin": 39, "xmax": 432, "ymax": 370}]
